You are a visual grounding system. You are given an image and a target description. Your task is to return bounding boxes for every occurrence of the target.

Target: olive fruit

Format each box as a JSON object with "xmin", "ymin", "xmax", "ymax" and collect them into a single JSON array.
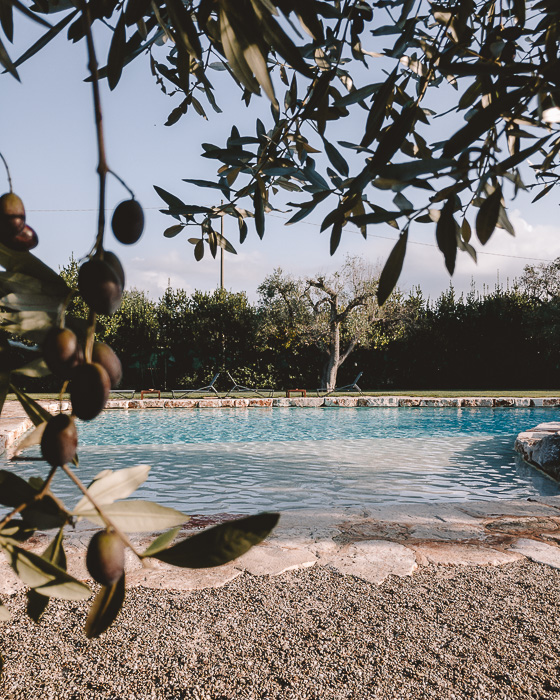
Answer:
[
  {"xmin": 3, "ymin": 224, "xmax": 39, "ymax": 251},
  {"xmin": 70, "ymin": 362, "xmax": 111, "ymax": 420},
  {"xmin": 92, "ymin": 342, "xmax": 122, "ymax": 388},
  {"xmin": 43, "ymin": 327, "xmax": 83, "ymax": 378},
  {"xmin": 111, "ymin": 199, "xmax": 144, "ymax": 245},
  {"xmin": 41, "ymin": 413, "xmax": 78, "ymax": 467},
  {"xmin": 0, "ymin": 192, "xmax": 25, "ymax": 232},
  {"xmin": 0, "ymin": 192, "xmax": 36, "ymax": 250},
  {"xmin": 0, "ymin": 192, "xmax": 25, "ymax": 218},
  {"xmin": 103, "ymin": 251, "xmax": 125, "ymax": 288},
  {"xmin": 78, "ymin": 257, "xmax": 123, "ymax": 315},
  {"xmin": 86, "ymin": 530, "xmax": 125, "ymax": 586}
]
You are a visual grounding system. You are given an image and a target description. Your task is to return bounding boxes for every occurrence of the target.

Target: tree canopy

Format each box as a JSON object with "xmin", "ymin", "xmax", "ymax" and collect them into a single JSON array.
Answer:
[{"xmin": 2, "ymin": 0, "xmax": 557, "ymax": 302}]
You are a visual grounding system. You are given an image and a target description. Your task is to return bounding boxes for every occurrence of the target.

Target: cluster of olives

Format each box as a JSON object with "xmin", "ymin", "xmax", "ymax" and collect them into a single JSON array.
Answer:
[
  {"xmin": 0, "ymin": 192, "xmax": 38, "ymax": 251},
  {"xmin": 38, "ymin": 197, "xmax": 144, "ymax": 587}
]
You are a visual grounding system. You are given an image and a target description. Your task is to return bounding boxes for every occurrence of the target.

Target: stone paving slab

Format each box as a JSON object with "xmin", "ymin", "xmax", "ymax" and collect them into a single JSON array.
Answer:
[
  {"xmin": 363, "ymin": 503, "xmax": 481, "ymax": 525},
  {"xmin": 233, "ymin": 544, "xmax": 317, "ymax": 576},
  {"xmin": 126, "ymin": 562, "xmax": 243, "ymax": 591},
  {"xmin": 508, "ymin": 538, "xmax": 560, "ymax": 569},
  {"xmin": 528, "ymin": 496, "xmax": 560, "ymax": 510},
  {"xmin": 410, "ymin": 542, "xmax": 523, "ymax": 567},
  {"xmin": 457, "ymin": 500, "xmax": 559, "ymax": 518},
  {"xmin": 328, "ymin": 540, "xmax": 417, "ymax": 584}
]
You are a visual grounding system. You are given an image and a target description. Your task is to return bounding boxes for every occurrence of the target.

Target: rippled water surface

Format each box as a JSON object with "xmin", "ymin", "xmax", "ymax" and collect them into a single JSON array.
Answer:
[{"xmin": 6, "ymin": 407, "xmax": 560, "ymax": 512}]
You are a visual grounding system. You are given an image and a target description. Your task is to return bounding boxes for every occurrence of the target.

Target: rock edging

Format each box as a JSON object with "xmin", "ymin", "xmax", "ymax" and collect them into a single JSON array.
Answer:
[{"xmin": 515, "ymin": 421, "xmax": 560, "ymax": 481}]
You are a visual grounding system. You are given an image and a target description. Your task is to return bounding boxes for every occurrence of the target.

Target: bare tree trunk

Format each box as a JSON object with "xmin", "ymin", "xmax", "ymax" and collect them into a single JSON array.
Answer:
[{"xmin": 320, "ymin": 322, "xmax": 340, "ymax": 390}]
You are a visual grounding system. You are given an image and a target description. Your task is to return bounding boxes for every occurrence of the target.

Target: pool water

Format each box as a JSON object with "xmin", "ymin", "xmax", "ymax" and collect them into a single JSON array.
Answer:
[{"xmin": 6, "ymin": 407, "xmax": 560, "ymax": 513}]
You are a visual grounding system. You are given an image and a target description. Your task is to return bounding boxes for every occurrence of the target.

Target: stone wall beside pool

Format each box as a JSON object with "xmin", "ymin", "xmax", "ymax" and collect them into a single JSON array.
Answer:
[{"xmin": 515, "ymin": 422, "xmax": 560, "ymax": 482}]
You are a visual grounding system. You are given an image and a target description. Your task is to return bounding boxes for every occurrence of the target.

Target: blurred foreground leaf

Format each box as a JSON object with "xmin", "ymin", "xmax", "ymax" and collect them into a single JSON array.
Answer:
[
  {"xmin": 85, "ymin": 574, "xmax": 125, "ymax": 639},
  {"xmin": 77, "ymin": 500, "xmax": 188, "ymax": 532},
  {"xmin": 73, "ymin": 465, "xmax": 151, "ymax": 514},
  {"xmin": 26, "ymin": 526, "xmax": 67, "ymax": 622},
  {"xmin": 151, "ymin": 512, "xmax": 279, "ymax": 568},
  {"xmin": 0, "ymin": 541, "xmax": 90, "ymax": 600}
]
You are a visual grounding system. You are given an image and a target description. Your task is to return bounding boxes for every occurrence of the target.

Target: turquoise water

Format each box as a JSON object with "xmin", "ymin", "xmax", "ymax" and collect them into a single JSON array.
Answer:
[{"xmin": 6, "ymin": 407, "xmax": 560, "ymax": 513}]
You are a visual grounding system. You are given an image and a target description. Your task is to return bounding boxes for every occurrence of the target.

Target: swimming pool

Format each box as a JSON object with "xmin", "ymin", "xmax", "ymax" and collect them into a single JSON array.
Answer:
[{"xmin": 6, "ymin": 407, "xmax": 560, "ymax": 513}]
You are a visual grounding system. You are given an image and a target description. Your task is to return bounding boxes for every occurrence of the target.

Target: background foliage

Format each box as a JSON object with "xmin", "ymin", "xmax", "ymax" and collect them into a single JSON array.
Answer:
[{"xmin": 22, "ymin": 256, "xmax": 560, "ymax": 392}]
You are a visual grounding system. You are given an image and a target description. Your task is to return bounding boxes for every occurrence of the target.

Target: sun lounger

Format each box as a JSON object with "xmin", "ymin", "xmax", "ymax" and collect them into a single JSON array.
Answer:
[
  {"xmin": 172, "ymin": 373, "xmax": 220, "ymax": 399},
  {"xmin": 223, "ymin": 371, "xmax": 274, "ymax": 398},
  {"xmin": 109, "ymin": 389, "xmax": 135, "ymax": 399},
  {"xmin": 317, "ymin": 371, "xmax": 364, "ymax": 396}
]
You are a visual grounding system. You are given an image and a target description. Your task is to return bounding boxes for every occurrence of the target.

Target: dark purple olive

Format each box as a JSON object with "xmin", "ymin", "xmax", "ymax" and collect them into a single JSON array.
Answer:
[
  {"xmin": 78, "ymin": 258, "xmax": 123, "ymax": 315},
  {"xmin": 70, "ymin": 362, "xmax": 111, "ymax": 420},
  {"xmin": 41, "ymin": 413, "xmax": 78, "ymax": 467},
  {"xmin": 1, "ymin": 224, "xmax": 38, "ymax": 251},
  {"xmin": 103, "ymin": 251, "xmax": 125, "ymax": 288},
  {"xmin": 92, "ymin": 342, "xmax": 122, "ymax": 388},
  {"xmin": 86, "ymin": 530, "xmax": 125, "ymax": 586},
  {"xmin": 111, "ymin": 199, "xmax": 144, "ymax": 245},
  {"xmin": 43, "ymin": 328, "xmax": 83, "ymax": 378}
]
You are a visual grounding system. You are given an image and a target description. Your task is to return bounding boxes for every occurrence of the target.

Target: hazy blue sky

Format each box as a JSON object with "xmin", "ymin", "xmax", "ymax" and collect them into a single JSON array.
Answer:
[{"xmin": 1, "ymin": 16, "xmax": 559, "ymax": 302}]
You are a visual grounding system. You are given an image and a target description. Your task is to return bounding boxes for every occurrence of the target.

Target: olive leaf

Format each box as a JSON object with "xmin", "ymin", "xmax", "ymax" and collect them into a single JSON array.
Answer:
[
  {"xmin": 141, "ymin": 526, "xmax": 181, "ymax": 557},
  {"xmin": 436, "ymin": 199, "xmax": 458, "ymax": 275},
  {"xmin": 476, "ymin": 186, "xmax": 502, "ymax": 245},
  {"xmin": 0, "ymin": 541, "xmax": 90, "ymax": 600},
  {"xmin": 9, "ymin": 383, "xmax": 52, "ymax": 426},
  {"xmin": 152, "ymin": 512, "xmax": 279, "ymax": 568},
  {"xmin": 377, "ymin": 228, "xmax": 408, "ymax": 306},
  {"xmin": 77, "ymin": 500, "xmax": 188, "ymax": 532},
  {"xmin": 85, "ymin": 574, "xmax": 125, "ymax": 639},
  {"xmin": 27, "ymin": 526, "xmax": 67, "ymax": 622},
  {"xmin": 73, "ymin": 465, "xmax": 151, "ymax": 514}
]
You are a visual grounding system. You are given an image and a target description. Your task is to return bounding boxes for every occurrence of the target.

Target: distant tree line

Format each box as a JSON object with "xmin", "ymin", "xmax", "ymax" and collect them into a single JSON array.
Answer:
[{"xmin": 18, "ymin": 256, "xmax": 560, "ymax": 393}]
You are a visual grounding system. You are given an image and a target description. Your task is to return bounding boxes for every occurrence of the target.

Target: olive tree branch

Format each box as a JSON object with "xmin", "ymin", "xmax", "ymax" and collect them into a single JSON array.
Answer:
[
  {"xmin": 81, "ymin": 1, "xmax": 108, "ymax": 257},
  {"xmin": 60, "ymin": 463, "xmax": 151, "ymax": 568}
]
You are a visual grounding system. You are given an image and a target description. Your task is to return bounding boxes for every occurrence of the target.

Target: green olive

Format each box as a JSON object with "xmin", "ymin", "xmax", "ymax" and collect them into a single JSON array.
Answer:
[{"xmin": 86, "ymin": 530, "xmax": 125, "ymax": 586}]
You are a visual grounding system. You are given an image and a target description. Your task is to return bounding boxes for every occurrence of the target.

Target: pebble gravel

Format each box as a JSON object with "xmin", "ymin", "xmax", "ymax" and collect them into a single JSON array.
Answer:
[{"xmin": 1, "ymin": 561, "xmax": 560, "ymax": 699}]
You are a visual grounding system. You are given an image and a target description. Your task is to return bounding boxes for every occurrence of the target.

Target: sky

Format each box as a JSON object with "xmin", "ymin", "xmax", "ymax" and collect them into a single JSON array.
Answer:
[{"xmin": 1, "ymin": 14, "xmax": 559, "ymax": 303}]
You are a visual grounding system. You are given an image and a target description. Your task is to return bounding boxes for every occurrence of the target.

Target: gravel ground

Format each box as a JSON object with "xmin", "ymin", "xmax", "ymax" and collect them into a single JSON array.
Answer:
[{"xmin": 1, "ymin": 561, "xmax": 560, "ymax": 699}]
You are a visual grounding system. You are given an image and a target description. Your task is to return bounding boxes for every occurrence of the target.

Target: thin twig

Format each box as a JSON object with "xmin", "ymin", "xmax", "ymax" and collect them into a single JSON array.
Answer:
[
  {"xmin": 0, "ymin": 152, "xmax": 13, "ymax": 192},
  {"xmin": 108, "ymin": 169, "xmax": 135, "ymax": 199},
  {"xmin": 82, "ymin": 1, "xmax": 109, "ymax": 255},
  {"xmin": 60, "ymin": 463, "xmax": 151, "ymax": 567},
  {"xmin": 0, "ymin": 465, "xmax": 59, "ymax": 531}
]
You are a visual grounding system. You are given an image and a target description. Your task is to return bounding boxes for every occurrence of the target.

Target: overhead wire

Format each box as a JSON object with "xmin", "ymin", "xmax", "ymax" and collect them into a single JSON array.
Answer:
[{"xmin": 27, "ymin": 206, "xmax": 556, "ymax": 264}]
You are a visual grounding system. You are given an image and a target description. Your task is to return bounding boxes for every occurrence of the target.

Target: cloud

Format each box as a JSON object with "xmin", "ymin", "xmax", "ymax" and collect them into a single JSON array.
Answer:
[{"xmin": 121, "ymin": 209, "xmax": 560, "ymax": 302}]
